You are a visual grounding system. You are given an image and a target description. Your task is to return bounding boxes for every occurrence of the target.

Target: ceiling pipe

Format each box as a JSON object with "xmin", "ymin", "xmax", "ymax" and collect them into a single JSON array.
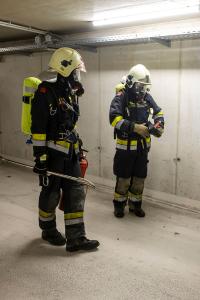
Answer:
[
  {"xmin": 0, "ymin": 20, "xmax": 48, "ymax": 35},
  {"xmin": 0, "ymin": 42, "xmax": 97, "ymax": 54},
  {"xmin": 0, "ymin": 19, "xmax": 200, "ymax": 54}
]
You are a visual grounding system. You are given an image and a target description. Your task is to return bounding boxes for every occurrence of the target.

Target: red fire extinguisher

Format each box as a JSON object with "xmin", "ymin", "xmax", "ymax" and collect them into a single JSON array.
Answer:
[
  {"xmin": 80, "ymin": 156, "xmax": 88, "ymax": 177},
  {"xmin": 59, "ymin": 150, "xmax": 88, "ymax": 211}
]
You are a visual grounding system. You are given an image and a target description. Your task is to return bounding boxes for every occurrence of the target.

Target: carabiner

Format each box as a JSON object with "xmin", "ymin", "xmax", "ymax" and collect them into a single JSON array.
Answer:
[{"xmin": 42, "ymin": 175, "xmax": 49, "ymax": 187}]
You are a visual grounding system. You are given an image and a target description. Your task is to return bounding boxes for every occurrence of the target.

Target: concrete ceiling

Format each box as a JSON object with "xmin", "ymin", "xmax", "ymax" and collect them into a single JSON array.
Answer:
[
  {"xmin": 0, "ymin": 0, "xmax": 145, "ymax": 41},
  {"xmin": 0, "ymin": 0, "xmax": 200, "ymax": 42}
]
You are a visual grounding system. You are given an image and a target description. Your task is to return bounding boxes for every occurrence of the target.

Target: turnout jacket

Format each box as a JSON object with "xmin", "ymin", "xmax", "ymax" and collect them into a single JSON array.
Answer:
[
  {"xmin": 31, "ymin": 81, "xmax": 80, "ymax": 158},
  {"xmin": 109, "ymin": 89, "xmax": 164, "ymax": 151}
]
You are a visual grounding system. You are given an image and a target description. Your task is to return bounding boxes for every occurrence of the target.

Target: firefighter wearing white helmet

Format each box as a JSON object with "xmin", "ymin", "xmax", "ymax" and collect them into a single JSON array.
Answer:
[
  {"xmin": 126, "ymin": 64, "xmax": 151, "ymax": 89},
  {"xmin": 31, "ymin": 47, "xmax": 99, "ymax": 252},
  {"xmin": 110, "ymin": 64, "xmax": 164, "ymax": 218}
]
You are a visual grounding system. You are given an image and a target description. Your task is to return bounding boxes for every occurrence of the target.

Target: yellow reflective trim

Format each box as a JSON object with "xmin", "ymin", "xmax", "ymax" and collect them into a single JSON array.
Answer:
[
  {"xmin": 40, "ymin": 154, "xmax": 47, "ymax": 161},
  {"xmin": 117, "ymin": 139, "xmax": 137, "ymax": 146},
  {"xmin": 39, "ymin": 209, "xmax": 54, "ymax": 218},
  {"xmin": 111, "ymin": 116, "xmax": 123, "ymax": 127},
  {"xmin": 146, "ymin": 137, "xmax": 151, "ymax": 143},
  {"xmin": 64, "ymin": 212, "xmax": 84, "ymax": 220},
  {"xmin": 155, "ymin": 111, "xmax": 164, "ymax": 116},
  {"xmin": 128, "ymin": 192, "xmax": 142, "ymax": 199},
  {"xmin": 114, "ymin": 192, "xmax": 126, "ymax": 198},
  {"xmin": 56, "ymin": 140, "xmax": 71, "ymax": 148},
  {"xmin": 117, "ymin": 139, "xmax": 127, "ymax": 145},
  {"xmin": 130, "ymin": 140, "xmax": 137, "ymax": 145},
  {"xmin": 114, "ymin": 192, "xmax": 121, "ymax": 198},
  {"xmin": 32, "ymin": 133, "xmax": 46, "ymax": 141},
  {"xmin": 114, "ymin": 193, "xmax": 127, "ymax": 202},
  {"xmin": 74, "ymin": 142, "xmax": 79, "ymax": 150}
]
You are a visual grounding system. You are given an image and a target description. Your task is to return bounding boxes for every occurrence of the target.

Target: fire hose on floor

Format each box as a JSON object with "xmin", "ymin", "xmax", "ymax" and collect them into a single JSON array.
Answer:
[{"xmin": 0, "ymin": 156, "xmax": 95, "ymax": 189}]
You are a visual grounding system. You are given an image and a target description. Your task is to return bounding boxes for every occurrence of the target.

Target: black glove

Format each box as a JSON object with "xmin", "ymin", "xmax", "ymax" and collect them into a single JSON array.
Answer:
[
  {"xmin": 33, "ymin": 155, "xmax": 48, "ymax": 175},
  {"xmin": 148, "ymin": 121, "xmax": 164, "ymax": 138}
]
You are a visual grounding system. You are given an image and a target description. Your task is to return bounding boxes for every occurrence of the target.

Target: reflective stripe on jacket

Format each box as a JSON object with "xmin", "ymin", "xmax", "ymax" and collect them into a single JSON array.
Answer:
[{"xmin": 109, "ymin": 90, "xmax": 164, "ymax": 151}]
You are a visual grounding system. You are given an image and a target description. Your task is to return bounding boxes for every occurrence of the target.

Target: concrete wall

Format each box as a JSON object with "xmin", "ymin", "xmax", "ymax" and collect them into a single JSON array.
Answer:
[{"xmin": 0, "ymin": 39, "xmax": 200, "ymax": 201}]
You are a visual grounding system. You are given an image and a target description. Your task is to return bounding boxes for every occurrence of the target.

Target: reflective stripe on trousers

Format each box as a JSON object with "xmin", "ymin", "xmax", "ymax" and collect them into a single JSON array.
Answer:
[
  {"xmin": 39, "ymin": 209, "xmax": 56, "ymax": 222},
  {"xmin": 64, "ymin": 212, "xmax": 84, "ymax": 225}
]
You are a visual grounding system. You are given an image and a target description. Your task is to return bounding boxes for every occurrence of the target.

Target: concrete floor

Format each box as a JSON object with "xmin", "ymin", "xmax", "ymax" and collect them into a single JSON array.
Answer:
[{"xmin": 0, "ymin": 163, "xmax": 200, "ymax": 300}]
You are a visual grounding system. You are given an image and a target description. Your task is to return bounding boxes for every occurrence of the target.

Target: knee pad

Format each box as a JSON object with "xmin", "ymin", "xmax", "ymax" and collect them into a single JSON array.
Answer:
[
  {"xmin": 115, "ymin": 177, "xmax": 131, "ymax": 195},
  {"xmin": 130, "ymin": 177, "xmax": 145, "ymax": 195}
]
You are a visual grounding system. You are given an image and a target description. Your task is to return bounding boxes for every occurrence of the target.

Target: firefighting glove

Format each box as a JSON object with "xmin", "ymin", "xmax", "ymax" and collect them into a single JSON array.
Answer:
[
  {"xmin": 148, "ymin": 121, "xmax": 164, "ymax": 137},
  {"xmin": 33, "ymin": 154, "xmax": 48, "ymax": 175},
  {"xmin": 134, "ymin": 123, "xmax": 150, "ymax": 138}
]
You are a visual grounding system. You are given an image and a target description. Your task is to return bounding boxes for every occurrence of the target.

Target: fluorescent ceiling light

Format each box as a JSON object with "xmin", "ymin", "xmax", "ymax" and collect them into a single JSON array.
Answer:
[{"xmin": 93, "ymin": 0, "xmax": 200, "ymax": 26}]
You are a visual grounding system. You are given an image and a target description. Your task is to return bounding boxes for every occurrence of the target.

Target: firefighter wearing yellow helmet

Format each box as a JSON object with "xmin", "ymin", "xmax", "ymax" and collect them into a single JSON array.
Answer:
[
  {"xmin": 31, "ymin": 48, "xmax": 99, "ymax": 252},
  {"xmin": 115, "ymin": 75, "xmax": 126, "ymax": 94},
  {"xmin": 110, "ymin": 64, "xmax": 164, "ymax": 218}
]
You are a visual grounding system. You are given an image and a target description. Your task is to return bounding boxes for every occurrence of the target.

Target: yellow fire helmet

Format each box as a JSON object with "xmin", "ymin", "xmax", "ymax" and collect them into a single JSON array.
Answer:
[
  {"xmin": 48, "ymin": 47, "xmax": 86, "ymax": 78},
  {"xmin": 115, "ymin": 83, "xmax": 125, "ymax": 94}
]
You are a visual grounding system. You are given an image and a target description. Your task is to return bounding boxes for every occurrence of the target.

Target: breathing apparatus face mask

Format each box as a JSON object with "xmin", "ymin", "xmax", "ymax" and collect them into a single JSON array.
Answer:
[
  {"xmin": 57, "ymin": 68, "xmax": 84, "ymax": 97},
  {"xmin": 126, "ymin": 65, "xmax": 151, "ymax": 101},
  {"xmin": 134, "ymin": 82, "xmax": 146, "ymax": 93},
  {"xmin": 68, "ymin": 69, "xmax": 84, "ymax": 97},
  {"xmin": 130, "ymin": 82, "xmax": 147, "ymax": 101}
]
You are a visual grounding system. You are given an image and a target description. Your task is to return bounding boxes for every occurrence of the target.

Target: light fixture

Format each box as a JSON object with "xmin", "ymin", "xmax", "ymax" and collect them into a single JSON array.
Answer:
[{"xmin": 93, "ymin": 0, "xmax": 200, "ymax": 26}]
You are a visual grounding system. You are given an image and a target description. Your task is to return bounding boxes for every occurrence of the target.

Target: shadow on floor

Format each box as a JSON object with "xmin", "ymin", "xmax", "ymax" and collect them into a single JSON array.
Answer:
[{"xmin": 17, "ymin": 238, "xmax": 99, "ymax": 258}]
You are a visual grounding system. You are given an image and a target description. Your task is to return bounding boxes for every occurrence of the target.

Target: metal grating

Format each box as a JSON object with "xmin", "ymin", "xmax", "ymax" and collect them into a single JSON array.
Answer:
[{"xmin": 1, "ymin": 28, "xmax": 200, "ymax": 54}]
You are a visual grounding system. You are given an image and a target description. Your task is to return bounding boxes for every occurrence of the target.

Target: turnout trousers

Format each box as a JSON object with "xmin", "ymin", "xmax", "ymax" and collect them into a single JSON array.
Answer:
[
  {"xmin": 113, "ymin": 142, "xmax": 149, "ymax": 208},
  {"xmin": 38, "ymin": 148, "xmax": 86, "ymax": 240}
]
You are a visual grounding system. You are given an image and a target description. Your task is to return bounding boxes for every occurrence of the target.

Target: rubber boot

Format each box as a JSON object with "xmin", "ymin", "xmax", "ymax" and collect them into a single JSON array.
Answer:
[
  {"xmin": 66, "ymin": 236, "xmax": 100, "ymax": 252},
  {"xmin": 113, "ymin": 200, "xmax": 126, "ymax": 218},
  {"xmin": 42, "ymin": 228, "xmax": 66, "ymax": 246},
  {"xmin": 129, "ymin": 201, "xmax": 145, "ymax": 218}
]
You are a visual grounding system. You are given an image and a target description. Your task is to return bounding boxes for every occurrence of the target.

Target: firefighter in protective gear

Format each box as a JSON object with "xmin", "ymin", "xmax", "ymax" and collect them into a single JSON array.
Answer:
[
  {"xmin": 109, "ymin": 64, "xmax": 164, "ymax": 218},
  {"xmin": 31, "ymin": 47, "xmax": 99, "ymax": 252},
  {"xmin": 115, "ymin": 75, "xmax": 126, "ymax": 94}
]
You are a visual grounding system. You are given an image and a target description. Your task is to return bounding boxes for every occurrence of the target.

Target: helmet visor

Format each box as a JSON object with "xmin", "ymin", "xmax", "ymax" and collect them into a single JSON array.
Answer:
[
  {"xmin": 137, "ymin": 74, "xmax": 151, "ymax": 85},
  {"xmin": 73, "ymin": 69, "xmax": 81, "ymax": 82},
  {"xmin": 134, "ymin": 82, "xmax": 147, "ymax": 94},
  {"xmin": 77, "ymin": 57, "xmax": 86, "ymax": 73}
]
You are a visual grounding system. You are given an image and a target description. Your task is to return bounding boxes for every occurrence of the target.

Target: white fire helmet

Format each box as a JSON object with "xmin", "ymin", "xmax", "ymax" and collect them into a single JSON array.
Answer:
[{"xmin": 126, "ymin": 64, "xmax": 151, "ymax": 92}]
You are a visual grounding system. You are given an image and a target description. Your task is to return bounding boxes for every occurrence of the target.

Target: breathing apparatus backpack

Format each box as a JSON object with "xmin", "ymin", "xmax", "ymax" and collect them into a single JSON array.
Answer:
[{"xmin": 21, "ymin": 77, "xmax": 41, "ymax": 136}]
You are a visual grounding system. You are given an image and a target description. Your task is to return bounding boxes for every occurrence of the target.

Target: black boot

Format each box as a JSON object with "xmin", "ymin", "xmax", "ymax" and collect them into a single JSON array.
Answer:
[
  {"xmin": 42, "ymin": 228, "xmax": 66, "ymax": 246},
  {"xmin": 113, "ymin": 200, "xmax": 126, "ymax": 218},
  {"xmin": 129, "ymin": 201, "xmax": 145, "ymax": 218},
  {"xmin": 66, "ymin": 236, "xmax": 100, "ymax": 252}
]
